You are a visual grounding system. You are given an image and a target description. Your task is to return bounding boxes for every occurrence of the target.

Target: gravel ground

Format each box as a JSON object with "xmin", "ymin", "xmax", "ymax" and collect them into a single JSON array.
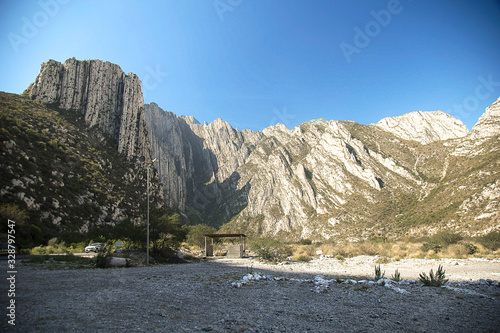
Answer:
[{"xmin": 2, "ymin": 257, "xmax": 500, "ymax": 332}]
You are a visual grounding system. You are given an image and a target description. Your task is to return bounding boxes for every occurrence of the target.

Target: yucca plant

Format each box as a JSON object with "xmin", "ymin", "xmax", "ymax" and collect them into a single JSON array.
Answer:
[
  {"xmin": 419, "ymin": 264, "xmax": 448, "ymax": 287},
  {"xmin": 392, "ymin": 269, "xmax": 401, "ymax": 282},
  {"xmin": 374, "ymin": 264, "xmax": 385, "ymax": 280}
]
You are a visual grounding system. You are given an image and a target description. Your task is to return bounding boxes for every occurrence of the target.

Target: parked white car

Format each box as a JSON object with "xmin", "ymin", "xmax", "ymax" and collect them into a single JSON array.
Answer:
[{"xmin": 85, "ymin": 243, "xmax": 105, "ymax": 253}]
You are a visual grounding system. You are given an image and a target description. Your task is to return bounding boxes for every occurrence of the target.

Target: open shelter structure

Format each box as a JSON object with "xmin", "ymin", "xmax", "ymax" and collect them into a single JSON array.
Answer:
[{"xmin": 204, "ymin": 233, "xmax": 247, "ymax": 258}]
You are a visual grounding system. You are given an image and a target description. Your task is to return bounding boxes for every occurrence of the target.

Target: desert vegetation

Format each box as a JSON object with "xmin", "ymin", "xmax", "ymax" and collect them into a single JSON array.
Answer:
[
  {"xmin": 241, "ymin": 231, "xmax": 500, "ymax": 264},
  {"xmin": 419, "ymin": 264, "xmax": 449, "ymax": 287},
  {"xmin": 21, "ymin": 226, "xmax": 500, "ymax": 265}
]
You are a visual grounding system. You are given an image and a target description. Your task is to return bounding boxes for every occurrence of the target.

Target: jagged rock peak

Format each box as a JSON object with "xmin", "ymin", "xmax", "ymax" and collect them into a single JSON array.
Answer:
[
  {"xmin": 180, "ymin": 115, "xmax": 201, "ymax": 125},
  {"xmin": 263, "ymin": 122, "xmax": 290, "ymax": 135},
  {"xmin": 373, "ymin": 110, "xmax": 469, "ymax": 144},
  {"xmin": 24, "ymin": 58, "xmax": 150, "ymax": 160},
  {"xmin": 472, "ymin": 97, "xmax": 500, "ymax": 138}
]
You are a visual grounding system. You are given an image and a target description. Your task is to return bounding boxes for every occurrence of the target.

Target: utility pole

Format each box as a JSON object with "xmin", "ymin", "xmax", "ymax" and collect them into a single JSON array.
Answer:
[{"xmin": 141, "ymin": 156, "xmax": 157, "ymax": 266}]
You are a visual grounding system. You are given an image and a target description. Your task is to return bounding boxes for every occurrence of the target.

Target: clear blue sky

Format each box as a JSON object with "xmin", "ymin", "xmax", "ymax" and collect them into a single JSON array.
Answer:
[{"xmin": 1, "ymin": 0, "xmax": 499, "ymax": 131}]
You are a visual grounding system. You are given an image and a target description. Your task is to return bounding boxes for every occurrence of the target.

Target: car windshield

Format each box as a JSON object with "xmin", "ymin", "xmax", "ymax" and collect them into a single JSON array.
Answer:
[{"xmin": 90, "ymin": 244, "xmax": 101, "ymax": 246}]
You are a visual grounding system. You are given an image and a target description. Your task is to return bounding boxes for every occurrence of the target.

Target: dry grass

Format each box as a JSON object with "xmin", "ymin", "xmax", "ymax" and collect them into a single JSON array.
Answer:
[{"xmin": 289, "ymin": 239, "xmax": 498, "ymax": 260}]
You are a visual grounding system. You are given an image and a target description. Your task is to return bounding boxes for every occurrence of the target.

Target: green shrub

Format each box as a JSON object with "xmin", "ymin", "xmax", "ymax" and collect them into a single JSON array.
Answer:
[
  {"xmin": 94, "ymin": 243, "xmax": 113, "ymax": 268},
  {"xmin": 463, "ymin": 242, "xmax": 478, "ymax": 255},
  {"xmin": 431, "ymin": 231, "xmax": 463, "ymax": 246},
  {"xmin": 419, "ymin": 264, "xmax": 449, "ymax": 287},
  {"xmin": 30, "ymin": 246, "xmax": 48, "ymax": 255},
  {"xmin": 294, "ymin": 254, "xmax": 312, "ymax": 262},
  {"xmin": 298, "ymin": 238, "xmax": 312, "ymax": 245},
  {"xmin": 476, "ymin": 231, "xmax": 500, "ymax": 251},
  {"xmin": 186, "ymin": 224, "xmax": 217, "ymax": 249},
  {"xmin": 422, "ymin": 231, "xmax": 463, "ymax": 253},
  {"xmin": 47, "ymin": 237, "xmax": 58, "ymax": 247},
  {"xmin": 0, "ymin": 203, "xmax": 29, "ymax": 225},
  {"xmin": 335, "ymin": 254, "xmax": 345, "ymax": 262},
  {"xmin": 421, "ymin": 242, "xmax": 442, "ymax": 253},
  {"xmin": 249, "ymin": 238, "xmax": 293, "ymax": 264}
]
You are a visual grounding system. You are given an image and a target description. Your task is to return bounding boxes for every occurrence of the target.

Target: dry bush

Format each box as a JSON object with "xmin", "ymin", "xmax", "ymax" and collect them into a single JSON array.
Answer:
[
  {"xmin": 358, "ymin": 242, "xmax": 380, "ymax": 256},
  {"xmin": 291, "ymin": 245, "xmax": 316, "ymax": 261},
  {"xmin": 293, "ymin": 254, "xmax": 312, "ymax": 262},
  {"xmin": 404, "ymin": 242, "xmax": 425, "ymax": 258},
  {"xmin": 389, "ymin": 243, "xmax": 407, "ymax": 258},
  {"xmin": 318, "ymin": 243, "xmax": 336, "ymax": 256},
  {"xmin": 441, "ymin": 244, "xmax": 468, "ymax": 259},
  {"xmin": 250, "ymin": 238, "xmax": 293, "ymax": 263},
  {"xmin": 296, "ymin": 245, "xmax": 315, "ymax": 256},
  {"xmin": 389, "ymin": 241, "xmax": 420, "ymax": 258}
]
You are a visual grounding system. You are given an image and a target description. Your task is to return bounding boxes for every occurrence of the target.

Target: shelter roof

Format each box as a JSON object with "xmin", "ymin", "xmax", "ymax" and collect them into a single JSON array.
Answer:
[{"xmin": 204, "ymin": 233, "xmax": 247, "ymax": 238}]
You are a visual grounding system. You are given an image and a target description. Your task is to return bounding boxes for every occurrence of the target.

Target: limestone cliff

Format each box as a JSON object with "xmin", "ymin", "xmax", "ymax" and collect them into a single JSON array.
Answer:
[
  {"xmin": 144, "ymin": 102, "xmax": 260, "ymax": 222},
  {"xmin": 24, "ymin": 58, "xmax": 151, "ymax": 161}
]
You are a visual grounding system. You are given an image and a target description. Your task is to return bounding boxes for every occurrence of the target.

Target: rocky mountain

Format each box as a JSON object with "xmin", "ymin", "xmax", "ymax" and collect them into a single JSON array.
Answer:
[
  {"xmin": 144, "ymin": 102, "xmax": 260, "ymax": 221},
  {"xmin": 472, "ymin": 97, "xmax": 500, "ymax": 138},
  {"xmin": 2, "ymin": 58, "xmax": 499, "ymax": 242},
  {"xmin": 23, "ymin": 58, "xmax": 151, "ymax": 161},
  {"xmin": 374, "ymin": 111, "xmax": 469, "ymax": 144},
  {"xmin": 146, "ymin": 102, "xmax": 499, "ymax": 241},
  {"xmin": 0, "ymin": 92, "xmax": 162, "ymax": 246}
]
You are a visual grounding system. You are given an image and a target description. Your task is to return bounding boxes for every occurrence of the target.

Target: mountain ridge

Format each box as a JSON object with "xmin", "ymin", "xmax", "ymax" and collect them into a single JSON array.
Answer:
[{"xmin": 6, "ymin": 57, "xmax": 500, "ymax": 241}]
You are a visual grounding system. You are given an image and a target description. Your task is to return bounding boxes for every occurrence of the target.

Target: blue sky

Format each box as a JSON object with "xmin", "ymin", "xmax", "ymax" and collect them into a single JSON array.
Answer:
[{"xmin": 1, "ymin": 0, "xmax": 499, "ymax": 131}]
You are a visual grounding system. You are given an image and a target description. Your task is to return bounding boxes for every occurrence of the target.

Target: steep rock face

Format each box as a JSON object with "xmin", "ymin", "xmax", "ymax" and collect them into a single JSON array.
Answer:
[
  {"xmin": 24, "ymin": 58, "xmax": 151, "ymax": 160},
  {"xmin": 230, "ymin": 119, "xmax": 416, "ymax": 238},
  {"xmin": 374, "ymin": 111, "xmax": 469, "ymax": 144},
  {"xmin": 144, "ymin": 103, "xmax": 260, "ymax": 221},
  {"xmin": 144, "ymin": 103, "xmax": 192, "ymax": 210},
  {"xmin": 472, "ymin": 97, "xmax": 500, "ymax": 138}
]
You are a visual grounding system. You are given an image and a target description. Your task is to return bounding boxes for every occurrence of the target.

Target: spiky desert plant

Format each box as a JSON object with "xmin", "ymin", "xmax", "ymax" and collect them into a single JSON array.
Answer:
[
  {"xmin": 374, "ymin": 264, "xmax": 385, "ymax": 280},
  {"xmin": 392, "ymin": 269, "xmax": 401, "ymax": 282},
  {"xmin": 419, "ymin": 264, "xmax": 449, "ymax": 287}
]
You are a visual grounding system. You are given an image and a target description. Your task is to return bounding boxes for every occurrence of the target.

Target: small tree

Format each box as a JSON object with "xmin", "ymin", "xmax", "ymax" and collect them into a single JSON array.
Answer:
[
  {"xmin": 186, "ymin": 224, "xmax": 217, "ymax": 249},
  {"xmin": 0, "ymin": 204, "xmax": 28, "ymax": 226},
  {"xmin": 149, "ymin": 211, "xmax": 187, "ymax": 261},
  {"xmin": 249, "ymin": 238, "xmax": 293, "ymax": 264}
]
